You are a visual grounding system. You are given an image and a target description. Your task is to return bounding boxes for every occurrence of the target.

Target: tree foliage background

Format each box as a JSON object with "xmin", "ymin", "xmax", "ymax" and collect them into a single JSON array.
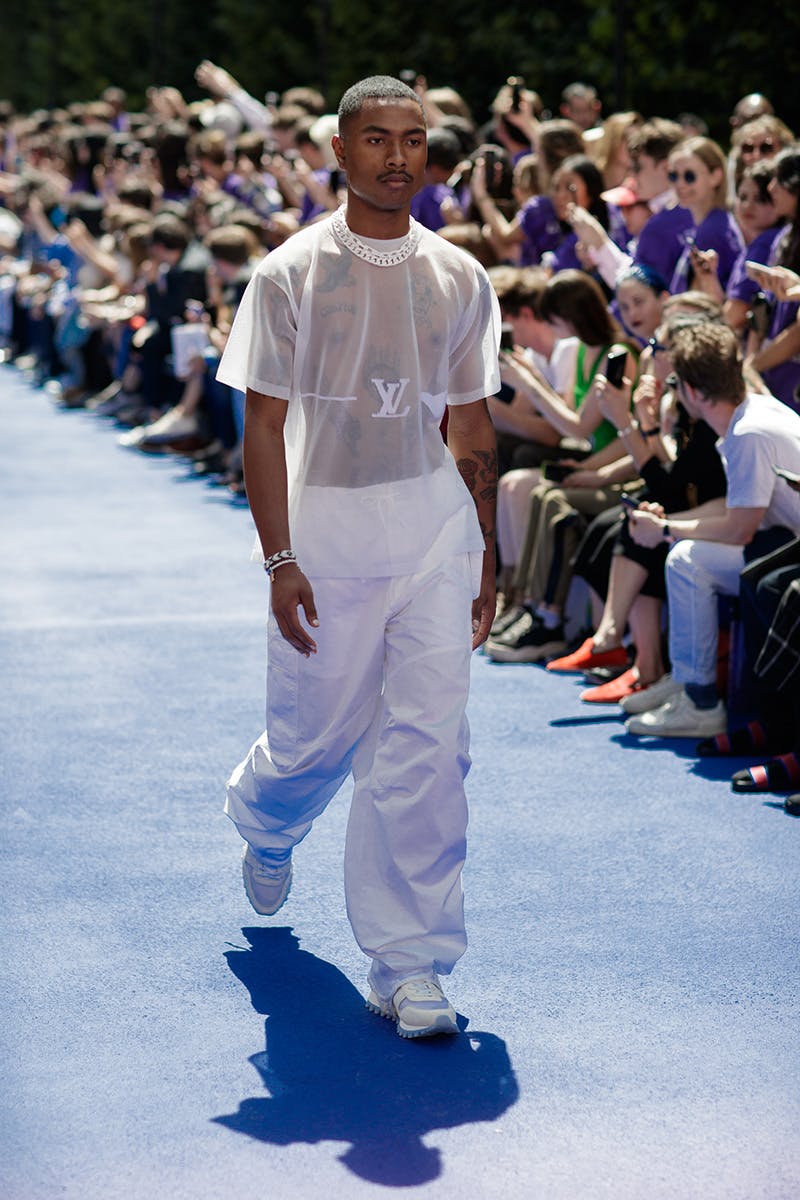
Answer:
[{"xmin": 2, "ymin": 0, "xmax": 799, "ymax": 142}]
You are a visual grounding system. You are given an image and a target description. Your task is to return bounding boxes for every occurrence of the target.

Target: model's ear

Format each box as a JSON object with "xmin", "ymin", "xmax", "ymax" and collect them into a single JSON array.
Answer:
[{"xmin": 332, "ymin": 135, "xmax": 346, "ymax": 170}]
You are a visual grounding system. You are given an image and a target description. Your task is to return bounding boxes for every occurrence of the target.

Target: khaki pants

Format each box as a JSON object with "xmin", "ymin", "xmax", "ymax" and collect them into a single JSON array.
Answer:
[{"xmin": 513, "ymin": 482, "xmax": 622, "ymax": 610}]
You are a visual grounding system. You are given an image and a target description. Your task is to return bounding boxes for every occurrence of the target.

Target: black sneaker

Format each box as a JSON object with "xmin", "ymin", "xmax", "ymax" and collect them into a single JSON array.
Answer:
[
  {"xmin": 486, "ymin": 610, "xmax": 567, "ymax": 663},
  {"xmin": 486, "ymin": 604, "xmax": 535, "ymax": 646},
  {"xmin": 489, "ymin": 603, "xmax": 527, "ymax": 639},
  {"xmin": 582, "ymin": 657, "xmax": 634, "ymax": 685}
]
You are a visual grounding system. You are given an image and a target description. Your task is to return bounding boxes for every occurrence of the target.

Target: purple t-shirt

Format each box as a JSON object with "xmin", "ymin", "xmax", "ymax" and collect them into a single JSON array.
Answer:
[
  {"xmin": 300, "ymin": 169, "xmax": 332, "ymax": 225},
  {"xmin": 518, "ymin": 194, "xmax": 562, "ymax": 266},
  {"xmin": 410, "ymin": 182, "xmax": 454, "ymax": 232},
  {"xmin": 726, "ymin": 226, "xmax": 784, "ymax": 304},
  {"xmin": 633, "ymin": 205, "xmax": 694, "ymax": 287},
  {"xmin": 669, "ymin": 208, "xmax": 745, "ymax": 294},
  {"xmin": 760, "ymin": 225, "xmax": 800, "ymax": 412},
  {"xmin": 544, "ymin": 230, "xmax": 581, "ymax": 273}
]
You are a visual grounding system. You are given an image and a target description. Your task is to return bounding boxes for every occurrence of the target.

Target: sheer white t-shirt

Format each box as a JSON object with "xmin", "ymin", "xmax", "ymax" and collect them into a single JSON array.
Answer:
[{"xmin": 217, "ymin": 209, "xmax": 501, "ymax": 577}]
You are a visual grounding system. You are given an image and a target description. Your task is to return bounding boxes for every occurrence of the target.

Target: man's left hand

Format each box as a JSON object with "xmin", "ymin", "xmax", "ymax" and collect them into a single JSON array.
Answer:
[{"xmin": 471, "ymin": 559, "xmax": 497, "ymax": 649}]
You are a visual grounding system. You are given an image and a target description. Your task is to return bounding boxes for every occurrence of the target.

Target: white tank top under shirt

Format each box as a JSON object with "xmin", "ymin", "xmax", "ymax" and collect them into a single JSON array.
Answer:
[{"xmin": 217, "ymin": 207, "xmax": 502, "ymax": 578}]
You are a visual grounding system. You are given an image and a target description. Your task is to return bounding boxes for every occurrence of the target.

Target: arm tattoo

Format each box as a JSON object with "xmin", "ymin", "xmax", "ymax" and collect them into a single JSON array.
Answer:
[
  {"xmin": 457, "ymin": 448, "xmax": 497, "ymax": 547},
  {"xmin": 457, "ymin": 448, "xmax": 497, "ymax": 500}
]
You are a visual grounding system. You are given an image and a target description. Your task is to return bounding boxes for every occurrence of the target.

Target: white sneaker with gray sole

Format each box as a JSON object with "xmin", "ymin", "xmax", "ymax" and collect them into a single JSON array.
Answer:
[
  {"xmin": 367, "ymin": 977, "xmax": 458, "ymax": 1039},
  {"xmin": 242, "ymin": 847, "xmax": 292, "ymax": 915},
  {"xmin": 626, "ymin": 689, "xmax": 727, "ymax": 738}
]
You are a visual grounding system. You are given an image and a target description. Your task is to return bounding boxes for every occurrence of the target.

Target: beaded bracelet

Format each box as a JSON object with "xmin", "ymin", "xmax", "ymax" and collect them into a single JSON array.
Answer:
[
  {"xmin": 264, "ymin": 549, "xmax": 297, "ymax": 578},
  {"xmin": 618, "ymin": 420, "xmax": 638, "ymax": 438}
]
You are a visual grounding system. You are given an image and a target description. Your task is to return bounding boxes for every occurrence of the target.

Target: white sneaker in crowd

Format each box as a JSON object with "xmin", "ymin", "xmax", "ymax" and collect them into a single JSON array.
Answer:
[
  {"xmin": 619, "ymin": 672, "xmax": 681, "ymax": 715},
  {"xmin": 626, "ymin": 689, "xmax": 727, "ymax": 738}
]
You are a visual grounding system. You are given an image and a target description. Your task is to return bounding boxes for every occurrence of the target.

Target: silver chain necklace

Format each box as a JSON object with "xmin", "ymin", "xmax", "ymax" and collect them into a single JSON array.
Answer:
[{"xmin": 331, "ymin": 206, "xmax": 421, "ymax": 267}]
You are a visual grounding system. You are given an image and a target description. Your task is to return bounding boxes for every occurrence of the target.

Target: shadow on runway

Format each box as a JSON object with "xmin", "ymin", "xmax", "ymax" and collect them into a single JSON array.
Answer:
[{"xmin": 213, "ymin": 927, "xmax": 518, "ymax": 1187}]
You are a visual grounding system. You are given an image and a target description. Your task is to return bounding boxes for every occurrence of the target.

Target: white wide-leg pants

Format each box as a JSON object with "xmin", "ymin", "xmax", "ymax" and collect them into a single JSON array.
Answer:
[{"xmin": 225, "ymin": 553, "xmax": 476, "ymax": 1000}]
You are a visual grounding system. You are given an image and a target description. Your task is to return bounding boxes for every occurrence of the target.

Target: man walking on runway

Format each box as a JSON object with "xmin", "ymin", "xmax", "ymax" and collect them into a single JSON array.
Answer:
[{"xmin": 216, "ymin": 76, "xmax": 500, "ymax": 1038}]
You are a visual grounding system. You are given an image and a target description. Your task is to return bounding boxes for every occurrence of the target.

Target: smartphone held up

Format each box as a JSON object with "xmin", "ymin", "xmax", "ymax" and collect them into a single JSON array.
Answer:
[{"xmin": 605, "ymin": 348, "xmax": 627, "ymax": 388}]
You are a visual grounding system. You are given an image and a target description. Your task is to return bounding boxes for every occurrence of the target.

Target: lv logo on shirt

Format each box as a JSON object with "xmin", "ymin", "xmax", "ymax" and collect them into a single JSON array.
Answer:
[{"xmin": 371, "ymin": 378, "xmax": 411, "ymax": 419}]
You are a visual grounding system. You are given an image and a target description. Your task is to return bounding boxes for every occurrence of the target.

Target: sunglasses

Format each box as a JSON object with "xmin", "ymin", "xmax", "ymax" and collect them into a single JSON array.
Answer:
[
  {"xmin": 668, "ymin": 169, "xmax": 697, "ymax": 184},
  {"xmin": 741, "ymin": 140, "xmax": 775, "ymax": 155}
]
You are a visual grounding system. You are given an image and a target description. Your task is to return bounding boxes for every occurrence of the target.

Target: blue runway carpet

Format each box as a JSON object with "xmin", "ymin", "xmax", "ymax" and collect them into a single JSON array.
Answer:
[{"xmin": 2, "ymin": 367, "xmax": 798, "ymax": 1200}]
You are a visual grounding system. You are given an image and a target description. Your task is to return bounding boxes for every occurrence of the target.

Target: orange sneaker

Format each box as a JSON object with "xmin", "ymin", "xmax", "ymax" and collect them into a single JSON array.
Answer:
[{"xmin": 546, "ymin": 637, "xmax": 629, "ymax": 673}]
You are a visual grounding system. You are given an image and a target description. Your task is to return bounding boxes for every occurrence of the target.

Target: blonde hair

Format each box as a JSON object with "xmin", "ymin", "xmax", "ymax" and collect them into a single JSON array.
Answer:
[
  {"xmin": 670, "ymin": 136, "xmax": 728, "ymax": 208},
  {"xmin": 512, "ymin": 152, "xmax": 540, "ymax": 201},
  {"xmin": 425, "ymin": 87, "xmax": 473, "ymax": 123},
  {"xmin": 587, "ymin": 111, "xmax": 642, "ymax": 182},
  {"xmin": 662, "ymin": 290, "xmax": 724, "ymax": 321}
]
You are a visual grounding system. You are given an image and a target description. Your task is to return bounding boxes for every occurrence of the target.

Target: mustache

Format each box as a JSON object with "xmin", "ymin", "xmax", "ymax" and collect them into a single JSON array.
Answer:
[{"xmin": 378, "ymin": 171, "xmax": 413, "ymax": 182}]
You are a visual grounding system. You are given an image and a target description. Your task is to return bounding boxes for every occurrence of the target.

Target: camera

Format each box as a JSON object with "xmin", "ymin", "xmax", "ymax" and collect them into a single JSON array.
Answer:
[
  {"xmin": 500, "ymin": 322, "xmax": 515, "ymax": 351},
  {"xmin": 399, "ymin": 69, "xmax": 418, "ymax": 86},
  {"xmin": 507, "ymin": 76, "xmax": 525, "ymax": 113},
  {"xmin": 605, "ymin": 348, "xmax": 627, "ymax": 388}
]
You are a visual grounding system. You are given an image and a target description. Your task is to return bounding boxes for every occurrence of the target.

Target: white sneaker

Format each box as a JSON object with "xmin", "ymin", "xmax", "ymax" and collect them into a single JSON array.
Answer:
[
  {"xmin": 117, "ymin": 425, "xmax": 149, "ymax": 447},
  {"xmin": 144, "ymin": 408, "xmax": 198, "ymax": 441},
  {"xmin": 242, "ymin": 847, "xmax": 292, "ymax": 915},
  {"xmin": 367, "ymin": 976, "xmax": 458, "ymax": 1039},
  {"xmin": 619, "ymin": 672, "xmax": 681, "ymax": 715},
  {"xmin": 626, "ymin": 689, "xmax": 727, "ymax": 738}
]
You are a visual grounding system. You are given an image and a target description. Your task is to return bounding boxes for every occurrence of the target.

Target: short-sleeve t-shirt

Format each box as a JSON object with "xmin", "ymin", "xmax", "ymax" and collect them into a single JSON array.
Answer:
[
  {"xmin": 410, "ymin": 182, "xmax": 454, "ymax": 232},
  {"xmin": 725, "ymin": 226, "xmax": 782, "ymax": 305},
  {"xmin": 633, "ymin": 205, "xmax": 694, "ymax": 286},
  {"xmin": 759, "ymin": 226, "xmax": 800, "ymax": 412},
  {"xmin": 669, "ymin": 208, "xmax": 745, "ymax": 294},
  {"xmin": 518, "ymin": 194, "xmax": 562, "ymax": 267},
  {"xmin": 217, "ymin": 209, "xmax": 501, "ymax": 577},
  {"xmin": 718, "ymin": 391, "xmax": 800, "ymax": 532}
]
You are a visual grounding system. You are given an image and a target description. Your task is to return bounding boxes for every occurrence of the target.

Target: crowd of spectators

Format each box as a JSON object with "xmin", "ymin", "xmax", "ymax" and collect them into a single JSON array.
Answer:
[{"xmin": 1, "ymin": 68, "xmax": 798, "ymax": 812}]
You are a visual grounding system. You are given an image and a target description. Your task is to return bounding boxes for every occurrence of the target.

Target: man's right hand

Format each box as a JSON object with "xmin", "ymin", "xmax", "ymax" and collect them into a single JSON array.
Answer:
[{"xmin": 270, "ymin": 564, "xmax": 319, "ymax": 656}]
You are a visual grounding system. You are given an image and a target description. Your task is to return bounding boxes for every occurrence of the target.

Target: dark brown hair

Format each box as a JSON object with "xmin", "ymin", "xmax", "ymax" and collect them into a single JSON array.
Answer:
[{"xmin": 537, "ymin": 269, "xmax": 621, "ymax": 346}]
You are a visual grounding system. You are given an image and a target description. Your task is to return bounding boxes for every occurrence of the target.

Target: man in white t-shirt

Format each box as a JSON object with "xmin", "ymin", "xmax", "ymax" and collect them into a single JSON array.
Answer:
[
  {"xmin": 487, "ymin": 264, "xmax": 578, "ymax": 469},
  {"xmin": 625, "ymin": 322, "xmax": 800, "ymax": 737},
  {"xmin": 216, "ymin": 76, "xmax": 500, "ymax": 1039}
]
